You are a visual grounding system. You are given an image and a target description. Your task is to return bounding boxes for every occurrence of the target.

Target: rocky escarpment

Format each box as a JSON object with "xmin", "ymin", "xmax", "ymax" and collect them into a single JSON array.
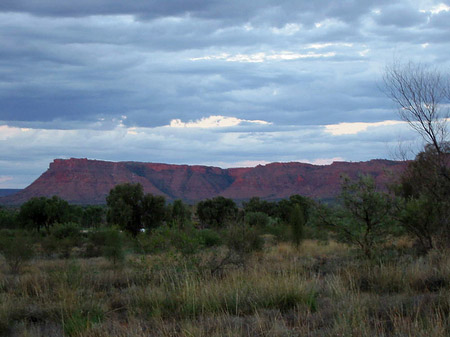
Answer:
[{"xmin": 0, "ymin": 158, "xmax": 407, "ymax": 205}]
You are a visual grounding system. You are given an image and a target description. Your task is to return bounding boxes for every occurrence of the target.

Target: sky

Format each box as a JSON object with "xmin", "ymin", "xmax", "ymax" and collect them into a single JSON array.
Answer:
[{"xmin": 1, "ymin": 0, "xmax": 449, "ymax": 188}]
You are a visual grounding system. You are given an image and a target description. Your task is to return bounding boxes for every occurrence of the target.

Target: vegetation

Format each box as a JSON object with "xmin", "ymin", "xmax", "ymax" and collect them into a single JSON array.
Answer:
[
  {"xmin": 317, "ymin": 175, "xmax": 396, "ymax": 259},
  {"xmin": 196, "ymin": 196, "xmax": 238, "ymax": 227},
  {"xmin": 1, "ymin": 172, "xmax": 449, "ymax": 336},
  {"xmin": 383, "ymin": 61, "xmax": 449, "ymax": 252},
  {"xmin": 19, "ymin": 196, "xmax": 71, "ymax": 233},
  {"xmin": 106, "ymin": 183, "xmax": 167, "ymax": 236},
  {"xmin": 289, "ymin": 204, "xmax": 305, "ymax": 248}
]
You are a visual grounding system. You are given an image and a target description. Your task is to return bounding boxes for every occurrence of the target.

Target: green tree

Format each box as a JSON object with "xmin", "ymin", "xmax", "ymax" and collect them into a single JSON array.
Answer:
[
  {"xmin": 244, "ymin": 211, "xmax": 270, "ymax": 227},
  {"xmin": 19, "ymin": 196, "xmax": 70, "ymax": 232},
  {"xmin": 82, "ymin": 205, "xmax": 104, "ymax": 228},
  {"xmin": 394, "ymin": 145, "xmax": 450, "ymax": 252},
  {"xmin": 168, "ymin": 199, "xmax": 191, "ymax": 229},
  {"xmin": 196, "ymin": 196, "xmax": 238, "ymax": 227},
  {"xmin": 106, "ymin": 183, "xmax": 167, "ymax": 236},
  {"xmin": 0, "ymin": 207, "xmax": 18, "ymax": 229},
  {"xmin": 141, "ymin": 194, "xmax": 167, "ymax": 231},
  {"xmin": 318, "ymin": 175, "xmax": 395, "ymax": 259},
  {"xmin": 243, "ymin": 197, "xmax": 278, "ymax": 217},
  {"xmin": 289, "ymin": 204, "xmax": 305, "ymax": 248},
  {"xmin": 276, "ymin": 194, "xmax": 311, "ymax": 224},
  {"xmin": 106, "ymin": 183, "xmax": 144, "ymax": 236}
]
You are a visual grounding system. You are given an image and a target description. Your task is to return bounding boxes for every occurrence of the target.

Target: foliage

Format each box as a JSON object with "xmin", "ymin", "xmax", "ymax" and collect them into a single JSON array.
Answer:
[
  {"xmin": 167, "ymin": 199, "xmax": 191, "ymax": 229},
  {"xmin": 289, "ymin": 204, "xmax": 305, "ymax": 248},
  {"xmin": 0, "ymin": 230, "xmax": 35, "ymax": 273},
  {"xmin": 49, "ymin": 222, "xmax": 83, "ymax": 258},
  {"xmin": 242, "ymin": 197, "xmax": 278, "ymax": 217},
  {"xmin": 19, "ymin": 196, "xmax": 71, "ymax": 232},
  {"xmin": 0, "ymin": 207, "xmax": 18, "ymax": 229},
  {"xmin": 394, "ymin": 145, "xmax": 450, "ymax": 252},
  {"xmin": 244, "ymin": 211, "xmax": 271, "ymax": 227},
  {"xmin": 103, "ymin": 228, "xmax": 125, "ymax": 266},
  {"xmin": 81, "ymin": 205, "xmax": 104, "ymax": 228},
  {"xmin": 107, "ymin": 183, "xmax": 167, "ymax": 236},
  {"xmin": 383, "ymin": 61, "xmax": 450, "ymax": 252},
  {"xmin": 224, "ymin": 225, "xmax": 263, "ymax": 255},
  {"xmin": 134, "ymin": 225, "xmax": 203, "ymax": 255},
  {"xmin": 318, "ymin": 175, "xmax": 396, "ymax": 258},
  {"xmin": 107, "ymin": 183, "xmax": 144, "ymax": 236},
  {"xmin": 276, "ymin": 194, "xmax": 311, "ymax": 224},
  {"xmin": 141, "ymin": 193, "xmax": 167, "ymax": 231},
  {"xmin": 196, "ymin": 196, "xmax": 238, "ymax": 227},
  {"xmin": 197, "ymin": 228, "xmax": 222, "ymax": 247}
]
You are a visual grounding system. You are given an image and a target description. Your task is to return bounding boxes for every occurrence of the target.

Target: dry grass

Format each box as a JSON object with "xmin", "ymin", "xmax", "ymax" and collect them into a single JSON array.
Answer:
[{"xmin": 0, "ymin": 241, "xmax": 449, "ymax": 336}]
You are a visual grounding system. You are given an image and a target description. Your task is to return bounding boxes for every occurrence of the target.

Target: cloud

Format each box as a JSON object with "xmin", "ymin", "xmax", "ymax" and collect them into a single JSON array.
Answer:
[
  {"xmin": 0, "ymin": 176, "xmax": 13, "ymax": 184},
  {"xmin": 168, "ymin": 115, "xmax": 271, "ymax": 128},
  {"xmin": 420, "ymin": 3, "xmax": 450, "ymax": 14},
  {"xmin": 190, "ymin": 51, "xmax": 336, "ymax": 63},
  {"xmin": 1, "ymin": 0, "xmax": 448, "ymax": 188},
  {"xmin": 324, "ymin": 120, "xmax": 404, "ymax": 135}
]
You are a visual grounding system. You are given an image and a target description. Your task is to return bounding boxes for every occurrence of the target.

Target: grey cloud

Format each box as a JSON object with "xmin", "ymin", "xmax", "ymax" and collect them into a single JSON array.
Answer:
[
  {"xmin": 1, "ymin": 0, "xmax": 448, "ymax": 187},
  {"xmin": 373, "ymin": 4, "xmax": 427, "ymax": 28}
]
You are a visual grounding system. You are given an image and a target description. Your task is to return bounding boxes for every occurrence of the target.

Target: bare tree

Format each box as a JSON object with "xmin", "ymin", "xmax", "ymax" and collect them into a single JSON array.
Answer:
[{"xmin": 383, "ymin": 61, "xmax": 449, "ymax": 155}]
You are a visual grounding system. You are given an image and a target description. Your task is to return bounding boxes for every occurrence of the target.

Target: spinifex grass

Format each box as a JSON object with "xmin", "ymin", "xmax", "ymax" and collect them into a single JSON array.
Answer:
[{"xmin": 0, "ymin": 240, "xmax": 448, "ymax": 336}]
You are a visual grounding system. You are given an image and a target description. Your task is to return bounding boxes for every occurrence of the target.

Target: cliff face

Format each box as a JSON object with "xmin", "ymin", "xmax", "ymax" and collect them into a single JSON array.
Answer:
[{"xmin": 0, "ymin": 158, "xmax": 406, "ymax": 205}]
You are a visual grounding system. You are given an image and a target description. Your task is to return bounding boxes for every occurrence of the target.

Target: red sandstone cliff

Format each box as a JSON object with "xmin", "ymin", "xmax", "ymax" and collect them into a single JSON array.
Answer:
[{"xmin": 0, "ymin": 158, "xmax": 406, "ymax": 205}]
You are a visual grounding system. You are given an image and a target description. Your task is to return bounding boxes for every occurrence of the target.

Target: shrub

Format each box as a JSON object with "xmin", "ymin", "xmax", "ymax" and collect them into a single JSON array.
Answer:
[
  {"xmin": 290, "ymin": 204, "xmax": 305, "ymax": 248},
  {"xmin": 50, "ymin": 222, "xmax": 83, "ymax": 258},
  {"xmin": 244, "ymin": 211, "xmax": 271, "ymax": 227},
  {"xmin": 224, "ymin": 225, "xmax": 263, "ymax": 255},
  {"xmin": 198, "ymin": 229, "xmax": 222, "ymax": 247},
  {"xmin": 103, "ymin": 228, "xmax": 125, "ymax": 266},
  {"xmin": 84, "ymin": 228, "xmax": 108, "ymax": 257},
  {"xmin": 0, "ymin": 230, "xmax": 34, "ymax": 274},
  {"xmin": 196, "ymin": 196, "xmax": 238, "ymax": 227}
]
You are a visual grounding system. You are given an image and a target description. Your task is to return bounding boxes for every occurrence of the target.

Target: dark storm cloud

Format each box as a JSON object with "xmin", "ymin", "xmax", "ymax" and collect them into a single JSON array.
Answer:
[{"xmin": 0, "ymin": 0, "xmax": 385, "ymax": 22}]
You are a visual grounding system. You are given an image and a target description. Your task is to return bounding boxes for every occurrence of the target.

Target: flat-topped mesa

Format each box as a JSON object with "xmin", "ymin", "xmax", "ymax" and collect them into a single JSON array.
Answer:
[{"xmin": 0, "ymin": 158, "xmax": 407, "ymax": 205}]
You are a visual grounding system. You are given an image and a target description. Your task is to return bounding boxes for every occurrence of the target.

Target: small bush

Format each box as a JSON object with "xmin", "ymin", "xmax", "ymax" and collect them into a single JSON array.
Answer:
[
  {"xmin": 244, "ymin": 211, "xmax": 271, "ymax": 227},
  {"xmin": 197, "ymin": 229, "xmax": 222, "ymax": 247},
  {"xmin": 0, "ymin": 230, "xmax": 35, "ymax": 274},
  {"xmin": 224, "ymin": 225, "xmax": 263, "ymax": 255},
  {"xmin": 84, "ymin": 228, "xmax": 111, "ymax": 257},
  {"xmin": 49, "ymin": 222, "xmax": 83, "ymax": 258},
  {"xmin": 103, "ymin": 229, "xmax": 125, "ymax": 266},
  {"xmin": 263, "ymin": 222, "xmax": 290, "ymax": 242}
]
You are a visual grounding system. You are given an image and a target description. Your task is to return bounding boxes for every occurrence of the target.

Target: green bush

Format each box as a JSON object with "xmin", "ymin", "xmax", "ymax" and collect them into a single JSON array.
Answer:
[
  {"xmin": 84, "ymin": 228, "xmax": 110, "ymax": 257},
  {"xmin": 224, "ymin": 225, "xmax": 263, "ymax": 255},
  {"xmin": 103, "ymin": 228, "xmax": 125, "ymax": 266},
  {"xmin": 263, "ymin": 222, "xmax": 290, "ymax": 242},
  {"xmin": 135, "ymin": 226, "xmax": 203, "ymax": 255},
  {"xmin": 0, "ymin": 208, "xmax": 18, "ymax": 229},
  {"xmin": 198, "ymin": 229, "xmax": 222, "ymax": 247},
  {"xmin": 51, "ymin": 222, "xmax": 82, "ymax": 240},
  {"xmin": 0, "ymin": 230, "xmax": 35, "ymax": 274},
  {"xmin": 244, "ymin": 211, "xmax": 271, "ymax": 227},
  {"xmin": 290, "ymin": 204, "xmax": 305, "ymax": 248},
  {"xmin": 50, "ymin": 222, "xmax": 83, "ymax": 258}
]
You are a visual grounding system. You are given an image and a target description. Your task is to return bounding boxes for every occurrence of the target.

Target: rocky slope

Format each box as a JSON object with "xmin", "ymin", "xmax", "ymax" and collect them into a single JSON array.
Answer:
[{"xmin": 0, "ymin": 158, "xmax": 406, "ymax": 205}]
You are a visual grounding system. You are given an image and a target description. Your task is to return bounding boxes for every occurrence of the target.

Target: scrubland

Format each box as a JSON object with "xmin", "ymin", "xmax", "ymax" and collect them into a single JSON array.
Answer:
[{"xmin": 1, "ymin": 238, "xmax": 449, "ymax": 337}]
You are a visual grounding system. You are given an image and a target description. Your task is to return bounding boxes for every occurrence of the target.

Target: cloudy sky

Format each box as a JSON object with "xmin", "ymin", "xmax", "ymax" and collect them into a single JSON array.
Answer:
[{"xmin": 1, "ymin": 0, "xmax": 449, "ymax": 188}]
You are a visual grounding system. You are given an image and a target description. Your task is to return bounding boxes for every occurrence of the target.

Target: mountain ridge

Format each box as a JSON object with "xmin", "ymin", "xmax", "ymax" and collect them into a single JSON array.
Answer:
[{"xmin": 0, "ymin": 158, "xmax": 407, "ymax": 205}]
